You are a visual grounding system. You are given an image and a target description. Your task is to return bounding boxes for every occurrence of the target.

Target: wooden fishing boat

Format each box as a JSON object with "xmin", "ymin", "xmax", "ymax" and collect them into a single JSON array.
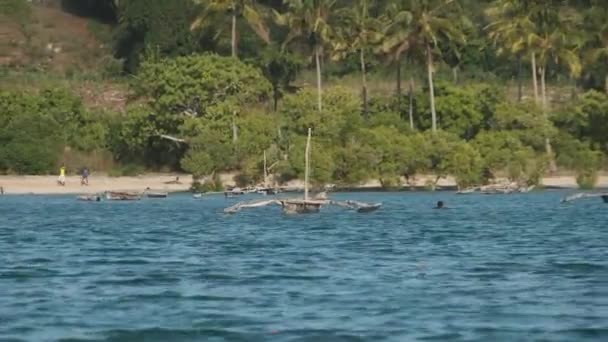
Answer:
[
  {"xmin": 105, "ymin": 191, "xmax": 141, "ymax": 201},
  {"xmin": 280, "ymin": 199, "xmax": 324, "ymax": 214},
  {"xmin": 77, "ymin": 194, "xmax": 101, "ymax": 202},
  {"xmin": 225, "ymin": 187, "xmax": 246, "ymax": 196},
  {"xmin": 224, "ymin": 128, "xmax": 381, "ymax": 215},
  {"xmin": 561, "ymin": 192, "xmax": 608, "ymax": 203},
  {"xmin": 456, "ymin": 187, "xmax": 477, "ymax": 194},
  {"xmin": 145, "ymin": 191, "xmax": 168, "ymax": 198}
]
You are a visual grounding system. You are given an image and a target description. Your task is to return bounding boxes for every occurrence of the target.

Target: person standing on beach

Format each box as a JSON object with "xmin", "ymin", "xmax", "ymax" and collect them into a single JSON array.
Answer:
[
  {"xmin": 58, "ymin": 164, "xmax": 66, "ymax": 186},
  {"xmin": 81, "ymin": 167, "xmax": 89, "ymax": 186}
]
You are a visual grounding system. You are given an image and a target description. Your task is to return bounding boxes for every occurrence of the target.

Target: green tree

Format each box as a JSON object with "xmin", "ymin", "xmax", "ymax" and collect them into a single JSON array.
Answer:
[
  {"xmin": 581, "ymin": 1, "xmax": 608, "ymax": 94},
  {"xmin": 135, "ymin": 54, "xmax": 271, "ymax": 147},
  {"xmin": 332, "ymin": 0, "xmax": 383, "ymax": 116},
  {"xmin": 0, "ymin": 113, "xmax": 63, "ymax": 174},
  {"xmin": 485, "ymin": 0, "xmax": 537, "ymax": 102},
  {"xmin": 114, "ymin": 0, "xmax": 198, "ymax": 72},
  {"xmin": 191, "ymin": 0, "xmax": 270, "ymax": 58},
  {"xmin": 256, "ymin": 46, "xmax": 304, "ymax": 111},
  {"xmin": 275, "ymin": 0, "xmax": 337, "ymax": 112},
  {"xmin": 383, "ymin": 0, "xmax": 466, "ymax": 132},
  {"xmin": 448, "ymin": 142, "xmax": 483, "ymax": 189}
]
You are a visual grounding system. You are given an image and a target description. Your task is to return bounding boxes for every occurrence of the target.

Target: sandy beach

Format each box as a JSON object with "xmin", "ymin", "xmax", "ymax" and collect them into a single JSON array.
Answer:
[
  {"xmin": 0, "ymin": 174, "xmax": 194, "ymax": 195},
  {"xmin": 0, "ymin": 173, "xmax": 607, "ymax": 195}
]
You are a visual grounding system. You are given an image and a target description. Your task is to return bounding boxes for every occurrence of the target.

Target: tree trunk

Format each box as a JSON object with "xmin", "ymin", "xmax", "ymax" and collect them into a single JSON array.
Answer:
[
  {"xmin": 263, "ymin": 150, "xmax": 268, "ymax": 187},
  {"xmin": 232, "ymin": 110, "xmax": 238, "ymax": 144},
  {"xmin": 315, "ymin": 46, "xmax": 323, "ymax": 112},
  {"xmin": 396, "ymin": 59, "xmax": 402, "ymax": 98},
  {"xmin": 360, "ymin": 49, "xmax": 368, "ymax": 118},
  {"xmin": 540, "ymin": 66, "xmax": 557, "ymax": 173},
  {"xmin": 408, "ymin": 77, "xmax": 414, "ymax": 130},
  {"xmin": 273, "ymin": 86, "xmax": 279, "ymax": 112},
  {"xmin": 532, "ymin": 52, "xmax": 539, "ymax": 104},
  {"xmin": 231, "ymin": 13, "xmax": 237, "ymax": 58},
  {"xmin": 452, "ymin": 67, "xmax": 458, "ymax": 84},
  {"xmin": 517, "ymin": 55, "xmax": 523, "ymax": 102},
  {"xmin": 427, "ymin": 43, "xmax": 437, "ymax": 133}
]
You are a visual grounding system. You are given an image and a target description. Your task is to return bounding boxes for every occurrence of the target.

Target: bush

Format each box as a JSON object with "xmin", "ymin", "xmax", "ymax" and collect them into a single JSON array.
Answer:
[
  {"xmin": 0, "ymin": 113, "xmax": 63, "ymax": 174},
  {"xmin": 108, "ymin": 164, "xmax": 145, "ymax": 177},
  {"xmin": 190, "ymin": 174, "xmax": 223, "ymax": 192},
  {"xmin": 448, "ymin": 142, "xmax": 484, "ymax": 189},
  {"xmin": 574, "ymin": 149, "xmax": 604, "ymax": 189}
]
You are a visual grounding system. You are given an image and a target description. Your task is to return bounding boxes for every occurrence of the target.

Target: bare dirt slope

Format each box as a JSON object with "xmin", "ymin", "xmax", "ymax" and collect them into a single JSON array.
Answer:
[{"xmin": 0, "ymin": 2, "xmax": 127, "ymax": 111}]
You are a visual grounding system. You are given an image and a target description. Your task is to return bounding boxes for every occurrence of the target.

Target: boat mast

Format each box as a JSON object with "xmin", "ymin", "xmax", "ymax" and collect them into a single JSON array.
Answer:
[
  {"xmin": 263, "ymin": 150, "xmax": 269, "ymax": 187},
  {"xmin": 304, "ymin": 127, "xmax": 311, "ymax": 201}
]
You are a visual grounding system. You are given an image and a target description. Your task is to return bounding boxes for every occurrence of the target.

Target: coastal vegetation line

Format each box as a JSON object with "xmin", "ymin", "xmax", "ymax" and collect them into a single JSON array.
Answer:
[{"xmin": 1, "ymin": 0, "xmax": 607, "ymax": 191}]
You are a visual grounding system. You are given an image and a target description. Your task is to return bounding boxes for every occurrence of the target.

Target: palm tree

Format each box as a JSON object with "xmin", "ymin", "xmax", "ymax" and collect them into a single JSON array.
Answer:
[
  {"xmin": 332, "ymin": 0, "xmax": 383, "ymax": 116},
  {"xmin": 528, "ymin": 7, "xmax": 582, "ymax": 171},
  {"xmin": 582, "ymin": 2, "xmax": 608, "ymax": 95},
  {"xmin": 378, "ymin": 4, "xmax": 413, "ymax": 127},
  {"xmin": 192, "ymin": 0, "xmax": 270, "ymax": 58},
  {"xmin": 485, "ymin": 0, "xmax": 538, "ymax": 102},
  {"xmin": 275, "ymin": 0, "xmax": 336, "ymax": 112},
  {"xmin": 383, "ymin": 0, "xmax": 465, "ymax": 133}
]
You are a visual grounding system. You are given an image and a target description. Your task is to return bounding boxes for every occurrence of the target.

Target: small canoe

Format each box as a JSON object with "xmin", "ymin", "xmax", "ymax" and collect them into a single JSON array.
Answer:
[
  {"xmin": 146, "ymin": 192, "xmax": 168, "ymax": 198},
  {"xmin": 356, "ymin": 203, "xmax": 382, "ymax": 213},
  {"xmin": 193, "ymin": 193, "xmax": 203, "ymax": 199}
]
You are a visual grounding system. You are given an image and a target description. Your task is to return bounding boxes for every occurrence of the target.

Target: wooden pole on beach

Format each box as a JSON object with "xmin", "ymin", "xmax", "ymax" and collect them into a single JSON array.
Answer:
[{"xmin": 304, "ymin": 128, "xmax": 311, "ymax": 201}]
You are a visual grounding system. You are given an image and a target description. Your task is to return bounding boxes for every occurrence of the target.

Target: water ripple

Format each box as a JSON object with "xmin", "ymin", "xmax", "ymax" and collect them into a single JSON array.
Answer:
[{"xmin": 1, "ymin": 192, "xmax": 607, "ymax": 341}]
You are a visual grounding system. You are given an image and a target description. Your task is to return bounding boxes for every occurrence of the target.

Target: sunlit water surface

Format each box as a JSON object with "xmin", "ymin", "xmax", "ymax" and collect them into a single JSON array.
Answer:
[{"xmin": 0, "ymin": 192, "xmax": 607, "ymax": 341}]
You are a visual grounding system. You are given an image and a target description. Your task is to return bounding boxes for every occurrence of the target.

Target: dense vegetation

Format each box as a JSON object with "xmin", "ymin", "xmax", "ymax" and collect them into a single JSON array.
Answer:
[{"xmin": 1, "ymin": 0, "xmax": 607, "ymax": 189}]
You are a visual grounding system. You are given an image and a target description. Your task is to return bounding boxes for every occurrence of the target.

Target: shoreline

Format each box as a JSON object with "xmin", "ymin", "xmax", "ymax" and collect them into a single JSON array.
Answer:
[{"xmin": 0, "ymin": 174, "xmax": 607, "ymax": 195}]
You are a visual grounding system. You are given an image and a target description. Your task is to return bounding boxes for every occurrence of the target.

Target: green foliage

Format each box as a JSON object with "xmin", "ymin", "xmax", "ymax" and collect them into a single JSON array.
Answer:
[
  {"xmin": 136, "ymin": 54, "xmax": 271, "ymax": 116},
  {"xmin": 280, "ymin": 86, "xmax": 362, "ymax": 139},
  {"xmin": 572, "ymin": 91, "xmax": 608, "ymax": 152},
  {"xmin": 0, "ymin": 88, "xmax": 113, "ymax": 174},
  {"xmin": 108, "ymin": 164, "xmax": 145, "ymax": 177},
  {"xmin": 254, "ymin": 46, "xmax": 304, "ymax": 110},
  {"xmin": 493, "ymin": 100, "xmax": 556, "ymax": 151},
  {"xmin": 285, "ymin": 136, "xmax": 336, "ymax": 186},
  {"xmin": 448, "ymin": 142, "xmax": 484, "ymax": 189},
  {"xmin": 574, "ymin": 148, "xmax": 604, "ymax": 189},
  {"xmin": 181, "ymin": 129, "xmax": 234, "ymax": 178},
  {"xmin": 0, "ymin": 112, "xmax": 63, "ymax": 174},
  {"xmin": 113, "ymin": 0, "xmax": 199, "ymax": 73}
]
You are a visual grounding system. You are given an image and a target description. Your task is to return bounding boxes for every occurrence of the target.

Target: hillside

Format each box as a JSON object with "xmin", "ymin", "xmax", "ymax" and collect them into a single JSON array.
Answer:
[{"xmin": 0, "ymin": 1, "xmax": 127, "ymax": 111}]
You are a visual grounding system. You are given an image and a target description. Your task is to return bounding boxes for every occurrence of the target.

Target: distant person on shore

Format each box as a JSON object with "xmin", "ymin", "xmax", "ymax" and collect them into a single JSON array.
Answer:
[
  {"xmin": 0, "ymin": 186, "xmax": 4, "ymax": 195},
  {"xmin": 57, "ymin": 164, "xmax": 66, "ymax": 186},
  {"xmin": 81, "ymin": 167, "xmax": 89, "ymax": 186}
]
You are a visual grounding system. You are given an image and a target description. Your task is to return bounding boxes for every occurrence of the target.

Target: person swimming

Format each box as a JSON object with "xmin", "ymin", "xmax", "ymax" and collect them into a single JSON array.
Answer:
[{"xmin": 434, "ymin": 200, "xmax": 446, "ymax": 209}]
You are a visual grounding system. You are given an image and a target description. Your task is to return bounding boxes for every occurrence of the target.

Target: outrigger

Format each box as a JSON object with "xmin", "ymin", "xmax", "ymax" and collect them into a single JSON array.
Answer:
[{"xmin": 224, "ymin": 128, "xmax": 381, "ymax": 214}]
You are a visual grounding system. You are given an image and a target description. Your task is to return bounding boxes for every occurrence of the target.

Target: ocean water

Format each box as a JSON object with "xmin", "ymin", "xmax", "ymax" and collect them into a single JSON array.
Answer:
[{"xmin": 0, "ymin": 191, "xmax": 607, "ymax": 342}]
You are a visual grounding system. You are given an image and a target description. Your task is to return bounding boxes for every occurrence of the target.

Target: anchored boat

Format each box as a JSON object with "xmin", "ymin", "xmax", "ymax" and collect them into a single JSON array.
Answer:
[
  {"xmin": 224, "ymin": 128, "xmax": 381, "ymax": 215},
  {"xmin": 105, "ymin": 191, "xmax": 141, "ymax": 201}
]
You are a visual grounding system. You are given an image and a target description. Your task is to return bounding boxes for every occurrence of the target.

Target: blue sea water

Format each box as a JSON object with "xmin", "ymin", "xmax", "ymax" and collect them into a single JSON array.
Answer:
[{"xmin": 0, "ymin": 191, "xmax": 607, "ymax": 342}]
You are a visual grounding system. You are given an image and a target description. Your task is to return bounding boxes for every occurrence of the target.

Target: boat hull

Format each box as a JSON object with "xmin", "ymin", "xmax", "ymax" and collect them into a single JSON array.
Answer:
[{"xmin": 105, "ymin": 192, "xmax": 141, "ymax": 201}]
